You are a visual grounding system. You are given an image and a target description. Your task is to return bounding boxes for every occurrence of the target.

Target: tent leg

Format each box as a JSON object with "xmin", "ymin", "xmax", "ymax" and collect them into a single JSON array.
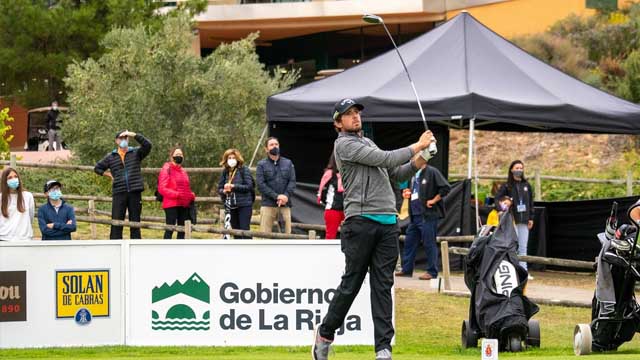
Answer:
[
  {"xmin": 249, "ymin": 124, "xmax": 268, "ymax": 168},
  {"xmin": 467, "ymin": 118, "xmax": 474, "ymax": 179},
  {"xmin": 467, "ymin": 117, "xmax": 480, "ymax": 230},
  {"xmin": 472, "ymin": 117, "xmax": 480, "ymax": 230}
]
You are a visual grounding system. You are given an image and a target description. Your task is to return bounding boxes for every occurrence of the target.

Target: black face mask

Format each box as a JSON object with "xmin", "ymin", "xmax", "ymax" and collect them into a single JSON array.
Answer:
[
  {"xmin": 173, "ymin": 156, "xmax": 184, "ymax": 164},
  {"xmin": 269, "ymin": 147, "xmax": 280, "ymax": 156}
]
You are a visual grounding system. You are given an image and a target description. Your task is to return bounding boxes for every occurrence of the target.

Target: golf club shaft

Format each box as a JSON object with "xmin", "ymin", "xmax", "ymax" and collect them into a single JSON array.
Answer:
[
  {"xmin": 381, "ymin": 22, "xmax": 437, "ymax": 155},
  {"xmin": 381, "ymin": 23, "xmax": 427, "ymax": 130}
]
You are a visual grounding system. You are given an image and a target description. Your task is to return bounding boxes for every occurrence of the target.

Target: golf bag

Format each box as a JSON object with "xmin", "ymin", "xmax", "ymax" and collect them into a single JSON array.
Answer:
[
  {"xmin": 574, "ymin": 202, "xmax": 640, "ymax": 355},
  {"xmin": 462, "ymin": 212, "xmax": 540, "ymax": 352}
]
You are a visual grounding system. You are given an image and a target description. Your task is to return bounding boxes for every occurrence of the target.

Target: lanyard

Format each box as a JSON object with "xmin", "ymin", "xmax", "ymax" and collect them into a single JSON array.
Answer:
[{"xmin": 227, "ymin": 169, "xmax": 237, "ymax": 184}]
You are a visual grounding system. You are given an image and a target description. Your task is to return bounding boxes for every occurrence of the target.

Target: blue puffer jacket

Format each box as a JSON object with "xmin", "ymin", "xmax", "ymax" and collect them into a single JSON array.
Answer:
[
  {"xmin": 37, "ymin": 199, "xmax": 76, "ymax": 240},
  {"xmin": 256, "ymin": 156, "xmax": 296, "ymax": 208},
  {"xmin": 217, "ymin": 166, "xmax": 255, "ymax": 208}
]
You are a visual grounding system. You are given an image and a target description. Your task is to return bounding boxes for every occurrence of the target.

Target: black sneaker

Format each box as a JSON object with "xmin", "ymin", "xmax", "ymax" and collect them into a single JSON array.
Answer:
[{"xmin": 312, "ymin": 325, "xmax": 332, "ymax": 360}]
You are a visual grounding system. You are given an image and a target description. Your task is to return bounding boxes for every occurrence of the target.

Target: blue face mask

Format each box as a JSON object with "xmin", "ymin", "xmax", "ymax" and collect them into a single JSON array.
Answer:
[
  {"xmin": 119, "ymin": 139, "xmax": 128, "ymax": 148},
  {"xmin": 49, "ymin": 189, "xmax": 62, "ymax": 201},
  {"xmin": 7, "ymin": 178, "xmax": 19, "ymax": 190}
]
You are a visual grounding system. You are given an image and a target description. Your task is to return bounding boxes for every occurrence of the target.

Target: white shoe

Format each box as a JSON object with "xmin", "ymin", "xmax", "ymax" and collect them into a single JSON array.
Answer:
[{"xmin": 528, "ymin": 275, "xmax": 534, "ymax": 280}]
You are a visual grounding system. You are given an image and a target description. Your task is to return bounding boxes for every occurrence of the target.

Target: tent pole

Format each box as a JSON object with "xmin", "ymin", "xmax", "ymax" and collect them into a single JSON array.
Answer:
[
  {"xmin": 472, "ymin": 116, "xmax": 481, "ymax": 230},
  {"xmin": 467, "ymin": 118, "xmax": 474, "ymax": 179},
  {"xmin": 249, "ymin": 123, "xmax": 268, "ymax": 168}
]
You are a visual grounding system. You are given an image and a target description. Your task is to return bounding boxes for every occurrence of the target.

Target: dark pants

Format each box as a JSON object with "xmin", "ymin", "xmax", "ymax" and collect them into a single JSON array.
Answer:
[
  {"xmin": 111, "ymin": 191, "xmax": 142, "ymax": 239},
  {"xmin": 401, "ymin": 216, "xmax": 439, "ymax": 277},
  {"xmin": 164, "ymin": 206, "xmax": 190, "ymax": 239},
  {"xmin": 320, "ymin": 216, "xmax": 399, "ymax": 353},
  {"xmin": 230, "ymin": 205, "xmax": 252, "ymax": 239}
]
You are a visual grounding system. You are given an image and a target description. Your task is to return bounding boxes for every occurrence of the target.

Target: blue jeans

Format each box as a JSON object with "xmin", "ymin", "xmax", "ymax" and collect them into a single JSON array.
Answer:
[
  {"xmin": 401, "ymin": 215, "xmax": 439, "ymax": 277},
  {"xmin": 515, "ymin": 223, "xmax": 529, "ymax": 271}
]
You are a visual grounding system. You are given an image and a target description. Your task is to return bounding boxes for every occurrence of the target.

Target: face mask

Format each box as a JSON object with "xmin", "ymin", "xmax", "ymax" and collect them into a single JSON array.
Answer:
[
  {"xmin": 52, "ymin": 106, "xmax": 58, "ymax": 111},
  {"xmin": 498, "ymin": 202, "xmax": 509, "ymax": 212},
  {"xmin": 7, "ymin": 178, "xmax": 19, "ymax": 190},
  {"xmin": 119, "ymin": 139, "xmax": 128, "ymax": 148},
  {"xmin": 269, "ymin": 147, "xmax": 280, "ymax": 156},
  {"xmin": 49, "ymin": 190, "xmax": 62, "ymax": 201},
  {"xmin": 227, "ymin": 158, "xmax": 237, "ymax": 168},
  {"xmin": 512, "ymin": 170, "xmax": 524, "ymax": 178},
  {"xmin": 173, "ymin": 156, "xmax": 183, "ymax": 164}
]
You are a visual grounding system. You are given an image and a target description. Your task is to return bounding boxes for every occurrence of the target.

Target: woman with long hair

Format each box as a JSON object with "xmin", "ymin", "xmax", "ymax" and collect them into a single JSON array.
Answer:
[
  {"xmin": 217, "ymin": 149, "xmax": 254, "ymax": 238},
  {"xmin": 496, "ymin": 160, "xmax": 535, "ymax": 278},
  {"xmin": 317, "ymin": 152, "xmax": 344, "ymax": 239},
  {"xmin": 0, "ymin": 168, "xmax": 35, "ymax": 241},
  {"xmin": 158, "ymin": 145, "xmax": 195, "ymax": 239}
]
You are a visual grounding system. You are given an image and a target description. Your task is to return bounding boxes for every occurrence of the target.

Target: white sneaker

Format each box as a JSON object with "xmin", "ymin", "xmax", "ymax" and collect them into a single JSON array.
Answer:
[
  {"xmin": 375, "ymin": 349, "xmax": 392, "ymax": 360},
  {"xmin": 528, "ymin": 274, "xmax": 534, "ymax": 280}
]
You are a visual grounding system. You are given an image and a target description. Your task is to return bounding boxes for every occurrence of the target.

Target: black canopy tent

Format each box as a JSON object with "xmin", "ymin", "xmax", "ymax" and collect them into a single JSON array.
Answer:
[
  {"xmin": 265, "ymin": 13, "xmax": 640, "ymax": 260},
  {"xmin": 268, "ymin": 12, "xmax": 640, "ymax": 133}
]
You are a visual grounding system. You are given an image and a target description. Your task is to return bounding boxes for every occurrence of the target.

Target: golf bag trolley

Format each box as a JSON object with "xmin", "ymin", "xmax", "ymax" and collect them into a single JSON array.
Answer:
[
  {"xmin": 574, "ymin": 201, "xmax": 640, "ymax": 356},
  {"xmin": 461, "ymin": 212, "xmax": 540, "ymax": 352}
]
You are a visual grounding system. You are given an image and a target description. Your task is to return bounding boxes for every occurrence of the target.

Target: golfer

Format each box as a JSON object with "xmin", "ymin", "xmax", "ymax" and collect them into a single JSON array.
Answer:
[{"xmin": 312, "ymin": 98, "xmax": 436, "ymax": 360}]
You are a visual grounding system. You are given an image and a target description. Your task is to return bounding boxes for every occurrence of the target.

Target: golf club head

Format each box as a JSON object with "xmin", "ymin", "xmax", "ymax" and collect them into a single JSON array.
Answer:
[{"xmin": 363, "ymin": 14, "xmax": 383, "ymax": 24}]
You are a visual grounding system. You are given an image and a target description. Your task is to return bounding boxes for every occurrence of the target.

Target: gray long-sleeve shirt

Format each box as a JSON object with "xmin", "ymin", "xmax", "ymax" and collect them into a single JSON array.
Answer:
[{"xmin": 334, "ymin": 131, "xmax": 417, "ymax": 219}]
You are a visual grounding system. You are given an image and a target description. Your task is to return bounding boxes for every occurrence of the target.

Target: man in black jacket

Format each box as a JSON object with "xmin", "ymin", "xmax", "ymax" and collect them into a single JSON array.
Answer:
[
  {"xmin": 94, "ymin": 130, "xmax": 152, "ymax": 239},
  {"xmin": 46, "ymin": 100, "xmax": 62, "ymax": 151},
  {"xmin": 395, "ymin": 162, "xmax": 450, "ymax": 280},
  {"xmin": 256, "ymin": 137, "xmax": 296, "ymax": 234}
]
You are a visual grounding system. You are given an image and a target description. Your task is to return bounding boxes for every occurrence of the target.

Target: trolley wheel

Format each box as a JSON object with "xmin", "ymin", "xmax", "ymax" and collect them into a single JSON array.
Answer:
[
  {"xmin": 508, "ymin": 335, "xmax": 523, "ymax": 352},
  {"xmin": 461, "ymin": 320, "xmax": 478, "ymax": 349},
  {"xmin": 574, "ymin": 324, "xmax": 592, "ymax": 356},
  {"xmin": 527, "ymin": 319, "xmax": 541, "ymax": 348}
]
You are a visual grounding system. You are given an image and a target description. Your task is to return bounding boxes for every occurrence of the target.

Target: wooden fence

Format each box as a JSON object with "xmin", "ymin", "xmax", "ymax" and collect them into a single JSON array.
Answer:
[
  {"xmin": 438, "ymin": 239, "xmax": 596, "ymax": 291},
  {"xmin": 11, "ymin": 155, "xmax": 607, "ymax": 274},
  {"xmin": 5, "ymin": 155, "xmax": 637, "ymax": 202},
  {"xmin": 450, "ymin": 169, "xmax": 637, "ymax": 201}
]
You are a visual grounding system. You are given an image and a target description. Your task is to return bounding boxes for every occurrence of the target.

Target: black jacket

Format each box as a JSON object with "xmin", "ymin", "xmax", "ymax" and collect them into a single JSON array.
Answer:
[
  {"xmin": 410, "ymin": 165, "xmax": 451, "ymax": 219},
  {"xmin": 46, "ymin": 109, "xmax": 59, "ymax": 130},
  {"xmin": 496, "ymin": 180, "xmax": 535, "ymax": 224},
  {"xmin": 217, "ymin": 166, "xmax": 255, "ymax": 208},
  {"xmin": 256, "ymin": 156, "xmax": 296, "ymax": 208},
  {"xmin": 94, "ymin": 134, "xmax": 152, "ymax": 195}
]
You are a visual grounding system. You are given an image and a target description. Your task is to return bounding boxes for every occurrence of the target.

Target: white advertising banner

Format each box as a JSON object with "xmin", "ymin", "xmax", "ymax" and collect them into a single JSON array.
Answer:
[
  {"xmin": 0, "ymin": 241, "xmax": 123, "ymax": 348},
  {"xmin": 127, "ymin": 240, "xmax": 377, "ymax": 346}
]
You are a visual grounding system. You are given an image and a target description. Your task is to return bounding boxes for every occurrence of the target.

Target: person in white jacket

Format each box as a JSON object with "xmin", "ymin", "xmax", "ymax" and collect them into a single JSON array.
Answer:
[{"xmin": 0, "ymin": 168, "xmax": 34, "ymax": 241}]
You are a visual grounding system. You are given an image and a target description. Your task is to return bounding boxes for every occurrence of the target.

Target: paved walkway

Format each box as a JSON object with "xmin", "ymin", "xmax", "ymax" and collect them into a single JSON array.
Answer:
[
  {"xmin": 12, "ymin": 150, "xmax": 72, "ymax": 163},
  {"xmin": 395, "ymin": 272, "xmax": 595, "ymax": 307}
]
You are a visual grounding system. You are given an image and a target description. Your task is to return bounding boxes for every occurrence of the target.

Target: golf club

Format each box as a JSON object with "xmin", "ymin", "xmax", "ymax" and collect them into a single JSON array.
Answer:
[{"xmin": 363, "ymin": 13, "xmax": 437, "ymax": 156}]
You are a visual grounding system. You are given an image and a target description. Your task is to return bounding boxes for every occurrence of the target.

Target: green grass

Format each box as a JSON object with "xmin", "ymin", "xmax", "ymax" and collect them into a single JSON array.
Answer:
[{"xmin": 2, "ymin": 289, "xmax": 639, "ymax": 359}]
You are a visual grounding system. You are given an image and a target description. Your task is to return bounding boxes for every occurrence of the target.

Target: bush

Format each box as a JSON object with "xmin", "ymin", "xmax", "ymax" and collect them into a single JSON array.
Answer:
[{"xmin": 63, "ymin": 15, "xmax": 298, "ymax": 194}]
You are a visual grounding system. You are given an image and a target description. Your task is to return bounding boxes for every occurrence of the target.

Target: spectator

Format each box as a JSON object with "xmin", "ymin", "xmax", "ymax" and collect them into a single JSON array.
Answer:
[
  {"xmin": 496, "ymin": 160, "xmax": 535, "ymax": 278},
  {"xmin": 217, "ymin": 148, "xmax": 254, "ymax": 239},
  {"xmin": 486, "ymin": 196, "xmax": 511, "ymax": 227},
  {"xmin": 313, "ymin": 98, "xmax": 435, "ymax": 360},
  {"xmin": 94, "ymin": 130, "xmax": 152, "ymax": 239},
  {"xmin": 484, "ymin": 181, "xmax": 503, "ymax": 207},
  {"xmin": 0, "ymin": 168, "xmax": 34, "ymax": 241},
  {"xmin": 395, "ymin": 162, "xmax": 451, "ymax": 280},
  {"xmin": 37, "ymin": 180, "xmax": 76, "ymax": 240},
  {"xmin": 46, "ymin": 100, "xmax": 62, "ymax": 151},
  {"xmin": 317, "ymin": 152, "xmax": 344, "ymax": 239},
  {"xmin": 158, "ymin": 145, "xmax": 195, "ymax": 239},
  {"xmin": 256, "ymin": 137, "xmax": 296, "ymax": 234}
]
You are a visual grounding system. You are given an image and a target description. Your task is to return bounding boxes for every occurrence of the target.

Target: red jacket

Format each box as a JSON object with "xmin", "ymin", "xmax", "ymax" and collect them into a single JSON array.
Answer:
[{"xmin": 158, "ymin": 162, "xmax": 195, "ymax": 209}]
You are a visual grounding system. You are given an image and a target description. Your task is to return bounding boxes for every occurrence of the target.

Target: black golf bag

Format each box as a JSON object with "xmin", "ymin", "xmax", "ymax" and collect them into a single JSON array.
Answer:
[
  {"xmin": 461, "ymin": 212, "xmax": 540, "ymax": 352},
  {"xmin": 574, "ymin": 202, "xmax": 640, "ymax": 355}
]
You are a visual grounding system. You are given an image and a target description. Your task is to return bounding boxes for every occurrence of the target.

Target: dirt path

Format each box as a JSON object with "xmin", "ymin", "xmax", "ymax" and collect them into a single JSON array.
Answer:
[{"xmin": 394, "ymin": 270, "xmax": 597, "ymax": 307}]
